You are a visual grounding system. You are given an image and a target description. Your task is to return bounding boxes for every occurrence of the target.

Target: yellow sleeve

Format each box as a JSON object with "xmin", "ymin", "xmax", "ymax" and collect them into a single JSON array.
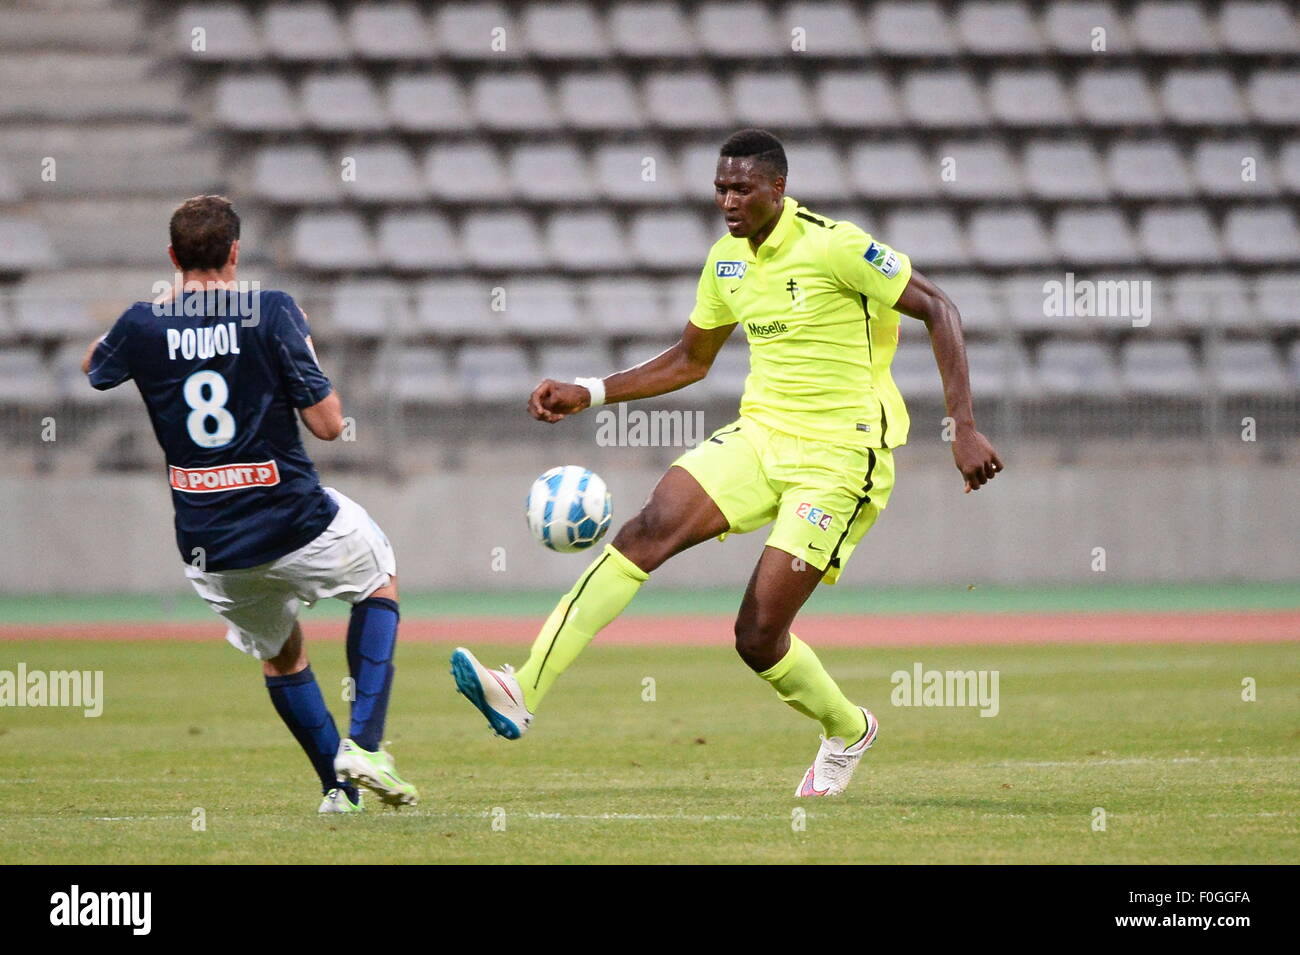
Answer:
[
  {"xmin": 688, "ymin": 257, "xmax": 734, "ymax": 329},
  {"xmin": 826, "ymin": 222, "xmax": 913, "ymax": 309}
]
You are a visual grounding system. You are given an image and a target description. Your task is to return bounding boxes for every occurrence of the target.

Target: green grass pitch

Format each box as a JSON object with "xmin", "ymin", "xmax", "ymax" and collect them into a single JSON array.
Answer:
[{"xmin": 1, "ymin": 638, "xmax": 1295, "ymax": 864}]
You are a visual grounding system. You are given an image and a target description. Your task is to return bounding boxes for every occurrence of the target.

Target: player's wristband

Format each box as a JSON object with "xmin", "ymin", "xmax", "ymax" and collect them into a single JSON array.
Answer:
[{"xmin": 574, "ymin": 376, "xmax": 606, "ymax": 407}]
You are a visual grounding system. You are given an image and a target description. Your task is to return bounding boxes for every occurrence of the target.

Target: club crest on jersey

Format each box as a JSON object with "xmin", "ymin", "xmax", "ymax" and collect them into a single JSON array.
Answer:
[
  {"xmin": 716, "ymin": 261, "xmax": 747, "ymax": 279},
  {"xmin": 796, "ymin": 502, "xmax": 834, "ymax": 531},
  {"xmin": 863, "ymin": 242, "xmax": 901, "ymax": 278}
]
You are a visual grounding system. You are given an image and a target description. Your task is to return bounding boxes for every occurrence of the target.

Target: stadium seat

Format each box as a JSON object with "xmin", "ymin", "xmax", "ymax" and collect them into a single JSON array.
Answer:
[
  {"xmin": 470, "ymin": 73, "xmax": 557, "ymax": 130},
  {"xmin": 889, "ymin": 343, "xmax": 942, "ymax": 398},
  {"xmin": 643, "ymin": 71, "xmax": 731, "ymax": 129},
  {"xmin": 900, "ymin": 70, "xmax": 989, "ymax": 127},
  {"xmin": 1131, "ymin": 1, "xmax": 1217, "ymax": 54},
  {"xmin": 9, "ymin": 293, "xmax": 96, "ymax": 339},
  {"xmin": 1289, "ymin": 342, "xmax": 1300, "ymax": 387},
  {"xmin": 262, "ymin": 3, "xmax": 350, "ymax": 61},
  {"xmin": 988, "ymin": 69, "xmax": 1075, "ymax": 127},
  {"xmin": 425, "ymin": 143, "xmax": 509, "ymax": 201},
  {"xmin": 0, "ymin": 160, "xmax": 20, "ymax": 203},
  {"xmin": 347, "ymin": 3, "xmax": 431, "ymax": 60},
  {"xmin": 332, "ymin": 279, "xmax": 414, "ymax": 337},
  {"xmin": 1192, "ymin": 140, "xmax": 1275, "ymax": 197},
  {"xmin": 1053, "ymin": 209, "xmax": 1140, "ymax": 267},
  {"xmin": 1035, "ymin": 341, "xmax": 1123, "ymax": 397},
  {"xmin": 885, "ymin": 208, "xmax": 970, "ymax": 268},
  {"xmin": 935, "ymin": 141, "xmax": 1023, "ymax": 199},
  {"xmin": 1167, "ymin": 272, "xmax": 1255, "ymax": 332},
  {"xmin": 1137, "ymin": 207, "xmax": 1222, "ymax": 266},
  {"xmin": 630, "ymin": 212, "xmax": 712, "ymax": 269},
  {"xmin": 435, "ymin": 3, "xmax": 522, "ymax": 60},
  {"xmin": 0, "ymin": 347, "xmax": 58, "ymax": 406},
  {"xmin": 291, "ymin": 212, "xmax": 378, "ymax": 271},
  {"xmin": 964, "ymin": 341, "xmax": 1036, "ymax": 398},
  {"xmin": 414, "ymin": 279, "xmax": 501, "ymax": 338},
  {"xmin": 969, "ymin": 210, "xmax": 1054, "ymax": 267},
  {"xmin": 1042, "ymin": 1, "xmax": 1131, "ymax": 54},
  {"xmin": 702, "ymin": 341, "xmax": 752, "ymax": 399},
  {"xmin": 536, "ymin": 343, "xmax": 618, "ymax": 383},
  {"xmin": 848, "ymin": 142, "xmax": 935, "ymax": 200},
  {"xmin": 386, "ymin": 347, "xmax": 458, "ymax": 404},
  {"xmin": 696, "ymin": 2, "xmax": 781, "ymax": 57},
  {"xmin": 1119, "ymin": 341, "xmax": 1200, "ymax": 397},
  {"xmin": 1022, "ymin": 140, "xmax": 1108, "ymax": 200},
  {"xmin": 387, "ymin": 74, "xmax": 471, "ymax": 132},
  {"xmin": 250, "ymin": 146, "xmax": 339, "ymax": 204},
  {"xmin": 546, "ymin": 211, "xmax": 627, "ymax": 272},
  {"xmin": 1002, "ymin": 272, "xmax": 1076, "ymax": 333},
  {"xmin": 956, "ymin": 2, "xmax": 1042, "ymax": 55},
  {"xmin": 457, "ymin": 344, "xmax": 535, "ymax": 402},
  {"xmin": 780, "ymin": 2, "xmax": 867, "ymax": 57},
  {"xmin": 583, "ymin": 276, "xmax": 670, "ymax": 336},
  {"xmin": 814, "ymin": 72, "xmax": 901, "ymax": 128},
  {"xmin": 557, "ymin": 73, "xmax": 644, "ymax": 130},
  {"xmin": 664, "ymin": 274, "xmax": 703, "ymax": 323},
  {"xmin": 498, "ymin": 278, "xmax": 585, "ymax": 336},
  {"xmin": 1076, "ymin": 70, "xmax": 1162, "ymax": 126},
  {"xmin": 678, "ymin": 141, "xmax": 732, "ymax": 200},
  {"xmin": 1219, "ymin": 1, "xmax": 1298, "ymax": 55},
  {"xmin": 339, "ymin": 144, "xmax": 426, "ymax": 202},
  {"xmin": 1254, "ymin": 272, "xmax": 1300, "ymax": 329},
  {"xmin": 594, "ymin": 141, "xmax": 683, "ymax": 202},
  {"xmin": 731, "ymin": 73, "xmax": 816, "ymax": 128},
  {"xmin": 1222, "ymin": 208, "xmax": 1300, "ymax": 264},
  {"xmin": 0, "ymin": 219, "xmax": 59, "ymax": 271},
  {"xmin": 510, "ymin": 143, "xmax": 598, "ymax": 202},
  {"xmin": 1278, "ymin": 140, "xmax": 1300, "ymax": 193},
  {"xmin": 376, "ymin": 211, "xmax": 465, "ymax": 272},
  {"xmin": 1161, "ymin": 70, "xmax": 1246, "ymax": 126},
  {"xmin": 1247, "ymin": 70, "xmax": 1300, "ymax": 125},
  {"xmin": 175, "ymin": 4, "xmax": 263, "ymax": 60},
  {"xmin": 783, "ymin": 142, "xmax": 845, "ymax": 204},
  {"xmin": 1107, "ymin": 141, "xmax": 1193, "ymax": 199},
  {"xmin": 1205, "ymin": 342, "xmax": 1291, "ymax": 396},
  {"xmin": 213, "ymin": 74, "xmax": 301, "ymax": 130},
  {"xmin": 461, "ymin": 211, "xmax": 549, "ymax": 270},
  {"xmin": 301, "ymin": 73, "xmax": 388, "ymax": 132},
  {"xmin": 928, "ymin": 274, "xmax": 1003, "ymax": 335},
  {"xmin": 520, "ymin": 3, "xmax": 610, "ymax": 58},
  {"xmin": 869, "ymin": 2, "xmax": 959, "ymax": 56},
  {"xmin": 607, "ymin": 1, "xmax": 696, "ymax": 56}
]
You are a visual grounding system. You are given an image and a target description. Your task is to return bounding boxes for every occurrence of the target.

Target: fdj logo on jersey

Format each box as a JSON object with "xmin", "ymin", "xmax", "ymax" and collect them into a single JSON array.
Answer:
[
  {"xmin": 716, "ymin": 261, "xmax": 747, "ymax": 279},
  {"xmin": 796, "ymin": 502, "xmax": 834, "ymax": 531}
]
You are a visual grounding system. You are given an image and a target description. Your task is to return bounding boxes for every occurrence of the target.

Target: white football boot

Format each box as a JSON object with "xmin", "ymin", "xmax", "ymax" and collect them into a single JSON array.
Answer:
[
  {"xmin": 794, "ymin": 707, "xmax": 879, "ymax": 797},
  {"xmin": 317, "ymin": 787, "xmax": 364, "ymax": 814},
  {"xmin": 450, "ymin": 647, "xmax": 533, "ymax": 740}
]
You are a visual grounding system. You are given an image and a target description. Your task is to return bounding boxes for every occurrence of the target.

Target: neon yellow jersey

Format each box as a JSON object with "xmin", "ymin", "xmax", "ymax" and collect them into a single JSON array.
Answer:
[{"xmin": 690, "ymin": 196, "xmax": 913, "ymax": 449}]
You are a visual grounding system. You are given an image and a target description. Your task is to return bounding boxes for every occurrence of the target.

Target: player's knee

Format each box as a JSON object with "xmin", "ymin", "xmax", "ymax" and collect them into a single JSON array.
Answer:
[
  {"xmin": 733, "ymin": 614, "xmax": 783, "ymax": 669},
  {"xmin": 610, "ymin": 508, "xmax": 674, "ymax": 572}
]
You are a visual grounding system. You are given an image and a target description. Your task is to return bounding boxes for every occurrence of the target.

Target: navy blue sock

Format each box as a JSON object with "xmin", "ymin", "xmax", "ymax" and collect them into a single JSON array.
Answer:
[
  {"xmin": 346, "ymin": 596, "xmax": 399, "ymax": 752},
  {"xmin": 265, "ymin": 665, "xmax": 357, "ymax": 802}
]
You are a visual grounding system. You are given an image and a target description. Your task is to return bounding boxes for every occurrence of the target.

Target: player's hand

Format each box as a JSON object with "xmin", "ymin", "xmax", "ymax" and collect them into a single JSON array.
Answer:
[
  {"xmin": 527, "ymin": 379, "xmax": 591, "ymax": 423},
  {"xmin": 952, "ymin": 428, "xmax": 1003, "ymax": 493}
]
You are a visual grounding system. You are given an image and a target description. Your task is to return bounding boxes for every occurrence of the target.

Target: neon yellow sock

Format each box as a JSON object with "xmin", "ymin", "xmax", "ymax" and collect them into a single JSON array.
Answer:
[
  {"xmin": 516, "ymin": 543, "xmax": 648, "ymax": 712},
  {"xmin": 757, "ymin": 634, "xmax": 867, "ymax": 742}
]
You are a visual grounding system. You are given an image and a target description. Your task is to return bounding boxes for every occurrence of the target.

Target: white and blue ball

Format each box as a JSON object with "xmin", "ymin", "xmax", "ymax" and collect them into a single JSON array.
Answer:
[{"xmin": 526, "ymin": 466, "xmax": 612, "ymax": 553}]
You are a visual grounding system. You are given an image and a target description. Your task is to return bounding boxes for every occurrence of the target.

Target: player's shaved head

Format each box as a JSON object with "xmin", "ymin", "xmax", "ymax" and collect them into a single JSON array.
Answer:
[
  {"xmin": 170, "ymin": 195, "xmax": 240, "ymax": 272},
  {"xmin": 719, "ymin": 128, "xmax": 788, "ymax": 180}
]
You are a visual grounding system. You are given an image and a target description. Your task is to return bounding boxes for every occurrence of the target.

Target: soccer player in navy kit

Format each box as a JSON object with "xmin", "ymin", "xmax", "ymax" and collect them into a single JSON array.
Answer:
[{"xmin": 82, "ymin": 195, "xmax": 417, "ymax": 813}]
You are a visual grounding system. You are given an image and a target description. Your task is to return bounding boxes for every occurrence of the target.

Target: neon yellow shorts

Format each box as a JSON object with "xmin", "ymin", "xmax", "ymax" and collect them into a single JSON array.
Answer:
[{"xmin": 671, "ymin": 416, "xmax": 896, "ymax": 585}]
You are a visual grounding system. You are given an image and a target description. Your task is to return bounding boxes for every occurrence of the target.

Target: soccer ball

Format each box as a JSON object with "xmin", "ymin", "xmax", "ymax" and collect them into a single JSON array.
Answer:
[{"xmin": 526, "ymin": 466, "xmax": 612, "ymax": 553}]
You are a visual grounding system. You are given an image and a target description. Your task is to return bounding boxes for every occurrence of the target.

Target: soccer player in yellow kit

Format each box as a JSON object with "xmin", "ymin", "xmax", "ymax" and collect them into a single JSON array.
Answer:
[{"xmin": 451, "ymin": 129, "xmax": 1003, "ymax": 796}]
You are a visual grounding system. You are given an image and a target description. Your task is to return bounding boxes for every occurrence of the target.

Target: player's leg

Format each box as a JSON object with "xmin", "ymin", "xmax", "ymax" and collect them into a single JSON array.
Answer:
[
  {"xmin": 735, "ymin": 546, "xmax": 867, "ymax": 743},
  {"xmin": 261, "ymin": 621, "xmax": 363, "ymax": 812},
  {"xmin": 344, "ymin": 575, "xmax": 399, "ymax": 752},
  {"xmin": 451, "ymin": 464, "xmax": 732, "ymax": 736}
]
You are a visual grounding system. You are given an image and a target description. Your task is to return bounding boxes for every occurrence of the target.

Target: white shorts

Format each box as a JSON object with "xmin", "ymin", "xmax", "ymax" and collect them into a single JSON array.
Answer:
[{"xmin": 184, "ymin": 487, "xmax": 396, "ymax": 660}]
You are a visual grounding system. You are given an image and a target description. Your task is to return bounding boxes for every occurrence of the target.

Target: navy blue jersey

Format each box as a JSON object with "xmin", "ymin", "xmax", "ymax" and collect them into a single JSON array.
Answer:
[{"xmin": 88, "ymin": 288, "xmax": 338, "ymax": 571}]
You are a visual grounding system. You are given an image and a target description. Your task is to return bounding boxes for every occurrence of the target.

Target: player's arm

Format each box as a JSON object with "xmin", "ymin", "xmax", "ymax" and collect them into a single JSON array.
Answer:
[
  {"xmin": 79, "ymin": 335, "xmax": 104, "ymax": 375},
  {"xmin": 894, "ymin": 270, "xmax": 1003, "ymax": 493},
  {"xmin": 528, "ymin": 320, "xmax": 736, "ymax": 423},
  {"xmin": 298, "ymin": 372, "xmax": 344, "ymax": 441}
]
